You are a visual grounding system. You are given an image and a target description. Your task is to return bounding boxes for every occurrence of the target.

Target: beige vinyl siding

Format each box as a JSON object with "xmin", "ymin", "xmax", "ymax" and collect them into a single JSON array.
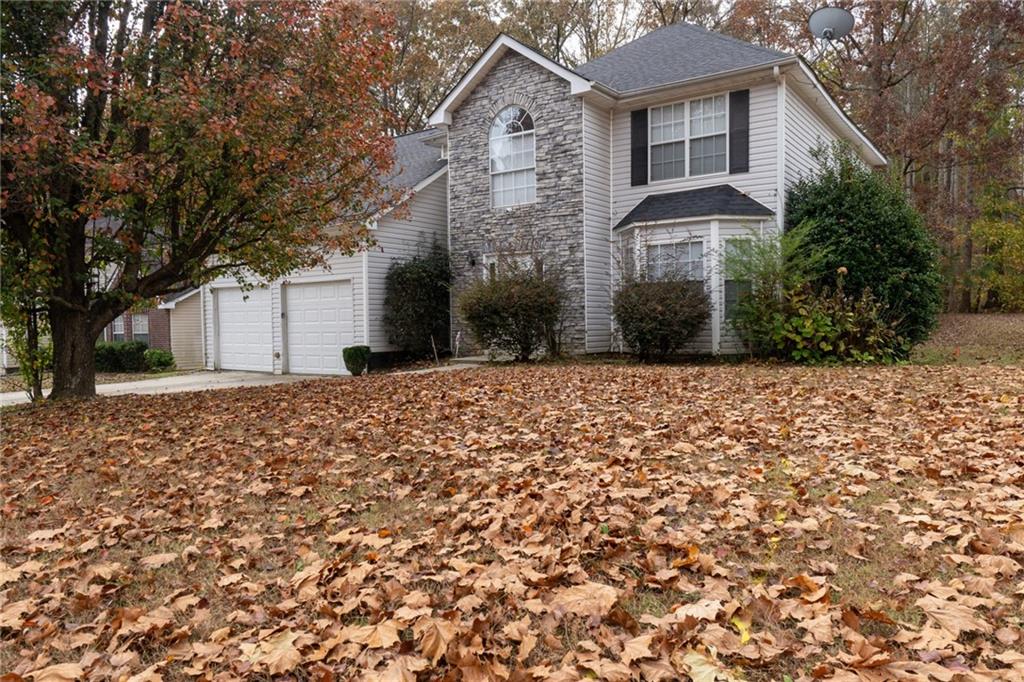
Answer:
[
  {"xmin": 784, "ymin": 88, "xmax": 841, "ymax": 189},
  {"xmin": 582, "ymin": 100, "xmax": 613, "ymax": 352},
  {"xmin": 169, "ymin": 294, "xmax": 203, "ymax": 370},
  {"xmin": 610, "ymin": 81, "xmax": 779, "ymax": 225},
  {"xmin": 367, "ymin": 173, "xmax": 448, "ymax": 352}
]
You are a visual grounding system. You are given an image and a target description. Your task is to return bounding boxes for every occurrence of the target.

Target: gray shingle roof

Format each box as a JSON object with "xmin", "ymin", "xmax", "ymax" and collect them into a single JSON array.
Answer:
[
  {"xmin": 577, "ymin": 23, "xmax": 791, "ymax": 94},
  {"xmin": 614, "ymin": 185, "xmax": 773, "ymax": 229},
  {"xmin": 386, "ymin": 129, "xmax": 447, "ymax": 189}
]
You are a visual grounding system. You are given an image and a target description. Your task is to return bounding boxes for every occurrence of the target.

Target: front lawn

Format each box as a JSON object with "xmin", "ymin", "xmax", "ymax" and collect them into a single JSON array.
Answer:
[{"xmin": 3, "ymin": 365, "xmax": 1022, "ymax": 680}]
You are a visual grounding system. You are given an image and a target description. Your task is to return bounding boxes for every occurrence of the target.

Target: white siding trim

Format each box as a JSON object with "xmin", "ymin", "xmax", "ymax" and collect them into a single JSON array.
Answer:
[
  {"xmin": 581, "ymin": 103, "xmax": 590, "ymax": 348},
  {"xmin": 710, "ymin": 219, "xmax": 721, "ymax": 354},
  {"xmin": 361, "ymin": 251, "xmax": 370, "ymax": 345},
  {"xmin": 776, "ymin": 70, "xmax": 787, "ymax": 233}
]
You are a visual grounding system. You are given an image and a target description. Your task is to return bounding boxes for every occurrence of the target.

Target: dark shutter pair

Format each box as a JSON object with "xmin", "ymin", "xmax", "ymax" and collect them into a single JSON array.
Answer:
[{"xmin": 630, "ymin": 89, "xmax": 750, "ymax": 187}]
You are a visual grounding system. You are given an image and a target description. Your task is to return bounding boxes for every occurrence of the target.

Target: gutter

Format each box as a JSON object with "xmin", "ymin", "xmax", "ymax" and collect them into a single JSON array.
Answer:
[{"xmin": 609, "ymin": 57, "xmax": 798, "ymax": 104}]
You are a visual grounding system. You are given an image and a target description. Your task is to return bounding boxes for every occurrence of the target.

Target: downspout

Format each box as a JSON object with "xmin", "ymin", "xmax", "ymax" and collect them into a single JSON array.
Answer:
[{"xmin": 774, "ymin": 65, "xmax": 787, "ymax": 234}]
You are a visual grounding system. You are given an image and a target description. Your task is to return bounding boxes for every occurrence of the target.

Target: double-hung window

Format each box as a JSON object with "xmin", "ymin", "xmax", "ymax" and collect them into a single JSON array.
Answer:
[
  {"xmin": 649, "ymin": 94, "xmax": 727, "ymax": 181},
  {"xmin": 489, "ymin": 106, "xmax": 536, "ymax": 208},
  {"xmin": 650, "ymin": 103, "xmax": 687, "ymax": 182},
  {"xmin": 645, "ymin": 240, "xmax": 704, "ymax": 282},
  {"xmin": 112, "ymin": 316, "xmax": 125, "ymax": 342},
  {"xmin": 132, "ymin": 313, "xmax": 149, "ymax": 345},
  {"xmin": 689, "ymin": 95, "xmax": 727, "ymax": 175}
]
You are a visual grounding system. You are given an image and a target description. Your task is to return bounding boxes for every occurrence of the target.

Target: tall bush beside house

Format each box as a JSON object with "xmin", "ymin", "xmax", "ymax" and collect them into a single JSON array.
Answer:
[
  {"xmin": 787, "ymin": 143, "xmax": 942, "ymax": 344},
  {"xmin": 613, "ymin": 280, "xmax": 710, "ymax": 361},
  {"xmin": 458, "ymin": 260, "xmax": 564, "ymax": 362},
  {"xmin": 724, "ymin": 227, "xmax": 906, "ymax": 364},
  {"xmin": 383, "ymin": 243, "xmax": 450, "ymax": 359}
]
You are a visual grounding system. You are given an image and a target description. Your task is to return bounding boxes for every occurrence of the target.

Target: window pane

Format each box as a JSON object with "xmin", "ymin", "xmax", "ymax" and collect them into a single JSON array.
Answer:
[
  {"xmin": 651, "ymin": 140, "xmax": 686, "ymax": 181},
  {"xmin": 689, "ymin": 133, "xmax": 726, "ymax": 176}
]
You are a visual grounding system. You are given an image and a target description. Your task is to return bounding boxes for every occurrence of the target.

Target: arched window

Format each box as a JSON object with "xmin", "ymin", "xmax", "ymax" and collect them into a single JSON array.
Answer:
[{"xmin": 489, "ymin": 106, "xmax": 536, "ymax": 208}]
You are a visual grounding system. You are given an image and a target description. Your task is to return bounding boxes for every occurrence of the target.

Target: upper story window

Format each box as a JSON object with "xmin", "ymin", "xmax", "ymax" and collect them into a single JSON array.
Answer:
[
  {"xmin": 650, "ymin": 94, "xmax": 727, "ymax": 181},
  {"xmin": 489, "ymin": 106, "xmax": 536, "ymax": 208}
]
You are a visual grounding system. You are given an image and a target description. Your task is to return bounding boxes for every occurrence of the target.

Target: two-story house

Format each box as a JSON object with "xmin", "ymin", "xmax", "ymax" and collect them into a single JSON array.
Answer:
[
  {"xmin": 196, "ymin": 23, "xmax": 884, "ymax": 373},
  {"xmin": 430, "ymin": 22, "xmax": 885, "ymax": 355}
]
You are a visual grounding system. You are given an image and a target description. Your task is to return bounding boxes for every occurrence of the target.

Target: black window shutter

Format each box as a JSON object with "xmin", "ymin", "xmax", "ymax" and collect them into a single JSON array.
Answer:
[
  {"xmin": 728, "ymin": 89, "xmax": 750, "ymax": 174},
  {"xmin": 630, "ymin": 109, "xmax": 648, "ymax": 186}
]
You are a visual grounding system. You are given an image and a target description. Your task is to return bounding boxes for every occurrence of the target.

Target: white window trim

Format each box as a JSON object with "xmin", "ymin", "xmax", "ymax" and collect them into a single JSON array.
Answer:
[
  {"xmin": 641, "ymin": 237, "xmax": 708, "ymax": 283},
  {"xmin": 648, "ymin": 92, "xmax": 730, "ymax": 184},
  {"xmin": 489, "ymin": 108, "xmax": 537, "ymax": 210}
]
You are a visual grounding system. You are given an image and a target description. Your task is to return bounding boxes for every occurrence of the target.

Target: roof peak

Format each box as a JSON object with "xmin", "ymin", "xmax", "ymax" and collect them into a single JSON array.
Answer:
[{"xmin": 577, "ymin": 22, "xmax": 791, "ymax": 94}]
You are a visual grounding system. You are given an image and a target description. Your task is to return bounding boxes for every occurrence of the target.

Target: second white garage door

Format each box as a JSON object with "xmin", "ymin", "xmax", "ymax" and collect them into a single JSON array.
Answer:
[
  {"xmin": 217, "ymin": 287, "xmax": 273, "ymax": 372},
  {"xmin": 285, "ymin": 280, "xmax": 354, "ymax": 375}
]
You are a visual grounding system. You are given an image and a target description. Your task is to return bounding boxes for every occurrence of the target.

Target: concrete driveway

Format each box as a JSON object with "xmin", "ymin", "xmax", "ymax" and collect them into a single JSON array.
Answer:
[{"xmin": 0, "ymin": 371, "xmax": 319, "ymax": 407}]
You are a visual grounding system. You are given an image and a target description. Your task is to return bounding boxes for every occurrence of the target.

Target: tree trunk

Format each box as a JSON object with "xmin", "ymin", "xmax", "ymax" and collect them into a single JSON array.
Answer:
[
  {"xmin": 49, "ymin": 307, "xmax": 98, "ymax": 399},
  {"xmin": 26, "ymin": 310, "xmax": 44, "ymax": 401}
]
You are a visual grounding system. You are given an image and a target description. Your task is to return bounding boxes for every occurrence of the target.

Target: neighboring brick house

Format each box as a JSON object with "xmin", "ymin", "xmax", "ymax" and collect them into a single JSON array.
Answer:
[
  {"xmin": 102, "ymin": 308, "xmax": 170, "ymax": 350},
  {"xmin": 101, "ymin": 289, "xmax": 204, "ymax": 369}
]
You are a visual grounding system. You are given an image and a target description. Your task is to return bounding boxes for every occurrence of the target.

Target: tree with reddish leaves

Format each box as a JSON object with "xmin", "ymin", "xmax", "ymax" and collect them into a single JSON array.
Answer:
[{"xmin": 1, "ymin": 1, "xmax": 397, "ymax": 399}]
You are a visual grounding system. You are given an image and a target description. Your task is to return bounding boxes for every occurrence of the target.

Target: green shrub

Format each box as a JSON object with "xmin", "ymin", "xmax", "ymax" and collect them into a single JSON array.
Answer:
[
  {"xmin": 765, "ymin": 279, "xmax": 906, "ymax": 364},
  {"xmin": 118, "ymin": 341, "xmax": 149, "ymax": 372},
  {"xmin": 787, "ymin": 142, "xmax": 942, "ymax": 344},
  {"xmin": 94, "ymin": 340, "xmax": 149, "ymax": 372},
  {"xmin": 94, "ymin": 342, "xmax": 122, "ymax": 372},
  {"xmin": 458, "ymin": 267, "xmax": 563, "ymax": 362},
  {"xmin": 725, "ymin": 226, "xmax": 907, "ymax": 363},
  {"xmin": 613, "ymin": 279, "xmax": 711, "ymax": 361},
  {"xmin": 144, "ymin": 348, "xmax": 175, "ymax": 371},
  {"xmin": 342, "ymin": 345, "xmax": 371, "ymax": 376},
  {"xmin": 383, "ymin": 243, "xmax": 450, "ymax": 358}
]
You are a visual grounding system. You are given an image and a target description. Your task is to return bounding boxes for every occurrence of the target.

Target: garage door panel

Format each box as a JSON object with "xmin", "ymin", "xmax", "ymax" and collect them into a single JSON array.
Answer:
[
  {"xmin": 217, "ymin": 287, "xmax": 272, "ymax": 372},
  {"xmin": 285, "ymin": 280, "xmax": 354, "ymax": 375}
]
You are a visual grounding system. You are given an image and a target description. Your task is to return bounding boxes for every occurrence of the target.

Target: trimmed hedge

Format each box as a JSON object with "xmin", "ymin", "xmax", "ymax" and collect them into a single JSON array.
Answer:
[
  {"xmin": 144, "ymin": 348, "xmax": 175, "ymax": 371},
  {"xmin": 94, "ymin": 341, "xmax": 149, "ymax": 373},
  {"xmin": 343, "ymin": 345, "xmax": 370, "ymax": 376}
]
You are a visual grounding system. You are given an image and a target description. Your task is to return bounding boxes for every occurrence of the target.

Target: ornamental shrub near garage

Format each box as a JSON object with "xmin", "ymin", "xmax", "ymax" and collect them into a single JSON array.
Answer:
[
  {"xmin": 343, "ymin": 345, "xmax": 371, "ymax": 376},
  {"xmin": 613, "ymin": 279, "xmax": 711, "ymax": 361},
  {"xmin": 383, "ymin": 243, "xmax": 450, "ymax": 359},
  {"xmin": 786, "ymin": 143, "xmax": 941, "ymax": 345}
]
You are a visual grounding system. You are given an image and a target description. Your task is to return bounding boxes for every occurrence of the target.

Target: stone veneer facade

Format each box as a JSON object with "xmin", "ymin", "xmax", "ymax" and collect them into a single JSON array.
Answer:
[{"xmin": 447, "ymin": 52, "xmax": 586, "ymax": 353}]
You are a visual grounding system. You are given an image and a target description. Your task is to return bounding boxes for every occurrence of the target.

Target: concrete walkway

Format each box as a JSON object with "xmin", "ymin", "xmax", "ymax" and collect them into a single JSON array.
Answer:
[{"xmin": 0, "ymin": 371, "xmax": 316, "ymax": 406}]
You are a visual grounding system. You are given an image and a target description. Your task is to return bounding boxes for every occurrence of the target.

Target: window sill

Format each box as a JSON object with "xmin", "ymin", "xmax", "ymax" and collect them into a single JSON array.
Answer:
[{"xmin": 647, "ymin": 170, "xmax": 730, "ymax": 186}]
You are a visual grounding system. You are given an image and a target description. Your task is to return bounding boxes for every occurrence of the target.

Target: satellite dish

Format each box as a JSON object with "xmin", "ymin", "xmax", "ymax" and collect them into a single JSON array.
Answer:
[{"xmin": 808, "ymin": 6, "xmax": 855, "ymax": 41}]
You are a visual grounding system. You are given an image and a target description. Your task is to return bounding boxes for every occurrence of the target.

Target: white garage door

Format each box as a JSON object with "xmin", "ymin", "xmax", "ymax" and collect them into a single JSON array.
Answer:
[
  {"xmin": 285, "ymin": 280, "xmax": 354, "ymax": 375},
  {"xmin": 217, "ymin": 287, "xmax": 273, "ymax": 372}
]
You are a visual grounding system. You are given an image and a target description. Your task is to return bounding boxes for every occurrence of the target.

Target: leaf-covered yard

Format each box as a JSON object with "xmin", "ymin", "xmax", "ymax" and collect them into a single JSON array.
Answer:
[{"xmin": 3, "ymin": 364, "xmax": 1023, "ymax": 681}]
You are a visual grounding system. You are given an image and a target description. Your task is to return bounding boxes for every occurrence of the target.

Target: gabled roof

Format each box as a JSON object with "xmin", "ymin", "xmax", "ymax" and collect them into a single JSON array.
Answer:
[
  {"xmin": 577, "ymin": 23, "xmax": 791, "ymax": 94},
  {"xmin": 384, "ymin": 129, "xmax": 447, "ymax": 190},
  {"xmin": 428, "ymin": 34, "xmax": 600, "ymax": 126},
  {"xmin": 614, "ymin": 185, "xmax": 774, "ymax": 230},
  {"xmin": 158, "ymin": 288, "xmax": 199, "ymax": 309}
]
